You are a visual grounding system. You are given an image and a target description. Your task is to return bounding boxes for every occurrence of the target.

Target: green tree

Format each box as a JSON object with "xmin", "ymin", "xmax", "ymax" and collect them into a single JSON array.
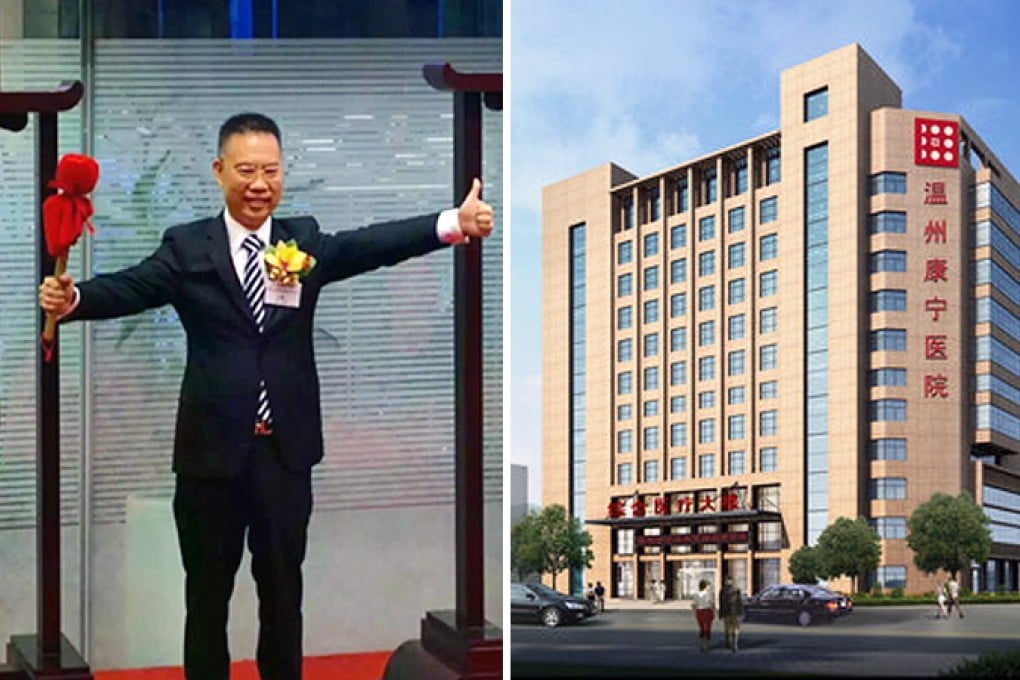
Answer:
[
  {"xmin": 815, "ymin": 516, "xmax": 881, "ymax": 594},
  {"xmin": 788, "ymin": 545, "xmax": 824, "ymax": 584},
  {"xmin": 907, "ymin": 492, "xmax": 991, "ymax": 580},
  {"xmin": 510, "ymin": 504, "xmax": 593, "ymax": 590}
]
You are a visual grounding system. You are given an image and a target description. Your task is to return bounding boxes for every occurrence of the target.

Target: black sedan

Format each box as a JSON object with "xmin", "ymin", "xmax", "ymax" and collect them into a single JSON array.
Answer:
[
  {"xmin": 510, "ymin": 582, "xmax": 596, "ymax": 627},
  {"xmin": 742, "ymin": 584, "xmax": 853, "ymax": 626}
]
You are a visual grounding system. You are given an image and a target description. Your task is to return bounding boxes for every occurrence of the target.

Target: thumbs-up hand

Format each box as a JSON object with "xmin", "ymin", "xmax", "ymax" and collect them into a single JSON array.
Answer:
[{"xmin": 457, "ymin": 178, "xmax": 494, "ymax": 240}]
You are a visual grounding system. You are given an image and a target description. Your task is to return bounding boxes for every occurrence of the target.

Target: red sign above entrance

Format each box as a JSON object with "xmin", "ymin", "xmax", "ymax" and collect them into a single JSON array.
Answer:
[
  {"xmin": 636, "ymin": 531, "xmax": 750, "ymax": 547},
  {"xmin": 914, "ymin": 118, "xmax": 959, "ymax": 168}
]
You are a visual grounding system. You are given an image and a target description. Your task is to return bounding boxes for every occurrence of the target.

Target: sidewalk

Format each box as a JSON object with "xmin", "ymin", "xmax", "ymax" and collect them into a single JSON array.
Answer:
[{"xmin": 601, "ymin": 596, "xmax": 691, "ymax": 612}]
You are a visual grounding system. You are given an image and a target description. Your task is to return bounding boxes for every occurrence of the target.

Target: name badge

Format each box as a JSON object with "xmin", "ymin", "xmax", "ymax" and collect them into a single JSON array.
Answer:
[{"xmin": 265, "ymin": 280, "xmax": 302, "ymax": 308}]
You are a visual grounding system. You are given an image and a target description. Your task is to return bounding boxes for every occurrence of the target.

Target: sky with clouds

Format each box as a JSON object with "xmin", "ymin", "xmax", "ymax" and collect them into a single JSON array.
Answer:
[{"xmin": 508, "ymin": 0, "xmax": 1020, "ymax": 504}]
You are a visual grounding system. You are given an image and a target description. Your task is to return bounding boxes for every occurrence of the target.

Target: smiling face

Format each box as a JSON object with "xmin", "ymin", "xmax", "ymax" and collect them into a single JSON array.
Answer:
[{"xmin": 213, "ymin": 131, "xmax": 283, "ymax": 230}]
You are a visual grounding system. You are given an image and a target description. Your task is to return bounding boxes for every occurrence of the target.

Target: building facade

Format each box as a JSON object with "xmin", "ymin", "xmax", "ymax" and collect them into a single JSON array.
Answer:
[{"xmin": 542, "ymin": 43, "xmax": 1020, "ymax": 598}]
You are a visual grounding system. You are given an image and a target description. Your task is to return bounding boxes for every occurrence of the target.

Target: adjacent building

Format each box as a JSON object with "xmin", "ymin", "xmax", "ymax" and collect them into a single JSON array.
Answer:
[{"xmin": 542, "ymin": 43, "xmax": 1020, "ymax": 598}]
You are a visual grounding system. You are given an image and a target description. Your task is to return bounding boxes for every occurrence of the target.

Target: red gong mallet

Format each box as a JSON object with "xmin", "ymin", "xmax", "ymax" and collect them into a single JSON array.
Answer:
[{"xmin": 41, "ymin": 153, "xmax": 99, "ymax": 361}]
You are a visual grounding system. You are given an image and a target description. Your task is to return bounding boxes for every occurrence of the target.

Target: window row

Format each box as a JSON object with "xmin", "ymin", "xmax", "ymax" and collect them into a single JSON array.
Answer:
[
  {"xmin": 616, "ymin": 232, "xmax": 778, "ymax": 268},
  {"xmin": 614, "ymin": 445, "xmax": 778, "ymax": 484}
]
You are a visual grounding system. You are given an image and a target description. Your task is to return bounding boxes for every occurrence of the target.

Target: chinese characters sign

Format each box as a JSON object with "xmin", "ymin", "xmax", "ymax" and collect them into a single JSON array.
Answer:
[
  {"xmin": 608, "ymin": 491, "xmax": 743, "ymax": 518},
  {"xmin": 636, "ymin": 531, "xmax": 749, "ymax": 547},
  {"xmin": 915, "ymin": 118, "xmax": 959, "ymax": 168}
]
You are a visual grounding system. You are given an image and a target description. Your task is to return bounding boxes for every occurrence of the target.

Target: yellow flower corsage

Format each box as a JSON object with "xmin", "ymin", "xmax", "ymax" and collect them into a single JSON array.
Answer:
[{"xmin": 263, "ymin": 239, "xmax": 316, "ymax": 285}]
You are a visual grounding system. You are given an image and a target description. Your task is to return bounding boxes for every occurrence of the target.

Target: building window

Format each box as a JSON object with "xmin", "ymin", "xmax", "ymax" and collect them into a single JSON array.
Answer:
[
  {"xmin": 728, "ymin": 243, "xmax": 746, "ymax": 269},
  {"xmin": 874, "ymin": 566, "xmax": 907, "ymax": 589},
  {"xmin": 728, "ymin": 414, "xmax": 746, "ymax": 440},
  {"xmin": 671, "ymin": 293, "xmax": 687, "ymax": 318},
  {"xmin": 671, "ymin": 258, "xmax": 687, "ymax": 283},
  {"xmin": 804, "ymin": 87, "xmax": 829, "ymax": 121},
  {"xmin": 760, "ymin": 344, "xmax": 778, "ymax": 370},
  {"xmin": 676, "ymin": 177, "xmax": 689, "ymax": 212},
  {"xmin": 760, "ymin": 410, "xmax": 778, "ymax": 436},
  {"xmin": 644, "ymin": 460, "xmax": 659, "ymax": 482},
  {"xmin": 728, "ymin": 206, "xmax": 745, "ymax": 233},
  {"xmin": 869, "ymin": 399, "xmax": 907, "ymax": 422},
  {"xmin": 869, "ymin": 289, "xmax": 907, "ymax": 312},
  {"xmin": 868, "ymin": 172, "xmax": 906, "ymax": 195},
  {"xmin": 728, "ymin": 350, "xmax": 745, "ymax": 376},
  {"xmin": 670, "ymin": 423, "xmax": 687, "ymax": 447},
  {"xmin": 760, "ymin": 306, "xmax": 778, "ymax": 334},
  {"xmin": 868, "ymin": 211, "xmax": 907, "ymax": 234},
  {"xmin": 698, "ymin": 321, "xmax": 716, "ymax": 347},
  {"xmin": 758, "ymin": 522, "xmax": 782, "ymax": 551},
  {"xmin": 671, "ymin": 224, "xmax": 687, "ymax": 249},
  {"xmin": 728, "ymin": 450, "xmax": 746, "ymax": 475},
  {"xmin": 618, "ymin": 240, "xmax": 633, "ymax": 264},
  {"xmin": 618, "ymin": 371, "xmax": 633, "ymax": 395},
  {"xmin": 618, "ymin": 430, "xmax": 633, "ymax": 454},
  {"xmin": 671, "ymin": 327, "xmax": 687, "ymax": 352},
  {"xmin": 760, "ymin": 380, "xmax": 778, "ymax": 400},
  {"xmin": 699, "ymin": 250, "xmax": 716, "ymax": 277},
  {"xmin": 671, "ymin": 395, "xmax": 687, "ymax": 413},
  {"xmin": 618, "ymin": 273, "xmax": 633, "ymax": 297},
  {"xmin": 643, "ymin": 367, "xmax": 659, "ymax": 391},
  {"xmin": 760, "ymin": 196, "xmax": 778, "ymax": 223},
  {"xmin": 728, "ymin": 386, "xmax": 745, "ymax": 405},
  {"xmin": 644, "ymin": 266, "xmax": 659, "ymax": 291},
  {"xmin": 765, "ymin": 148, "xmax": 781, "ymax": 185},
  {"xmin": 869, "ymin": 329, "xmax": 907, "ymax": 352},
  {"xmin": 760, "ymin": 270, "xmax": 778, "ymax": 297},
  {"xmin": 698, "ymin": 391, "xmax": 715, "ymax": 409},
  {"xmin": 698, "ymin": 356, "xmax": 715, "ymax": 381},
  {"xmin": 705, "ymin": 168, "xmax": 718, "ymax": 203},
  {"xmin": 735, "ymin": 159, "xmax": 748, "ymax": 195},
  {"xmin": 873, "ymin": 517, "xmax": 907, "ymax": 540},
  {"xmin": 671, "ymin": 457, "xmax": 687, "ymax": 480},
  {"xmin": 760, "ymin": 233, "xmax": 778, "ymax": 261},
  {"xmin": 618, "ymin": 306, "xmax": 633, "ymax": 329},
  {"xmin": 617, "ymin": 529, "xmax": 635, "ymax": 556},
  {"xmin": 698, "ymin": 418, "xmax": 715, "ymax": 444},
  {"xmin": 644, "ymin": 299, "xmax": 659, "ymax": 324},
  {"xmin": 760, "ymin": 446, "xmax": 778, "ymax": 472},
  {"xmin": 644, "ymin": 333, "xmax": 659, "ymax": 358},
  {"xmin": 644, "ymin": 427, "xmax": 659, "ymax": 451},
  {"xmin": 698, "ymin": 285, "xmax": 715, "ymax": 311},
  {"xmin": 644, "ymin": 232, "xmax": 660, "ymax": 257},
  {"xmin": 869, "ymin": 438, "xmax": 906, "ymax": 460},
  {"xmin": 729, "ymin": 278, "xmax": 746, "ymax": 304},
  {"xmin": 728, "ymin": 314, "xmax": 746, "ymax": 340},
  {"xmin": 870, "ymin": 478, "xmax": 907, "ymax": 500},
  {"xmin": 643, "ymin": 400, "xmax": 659, "ymax": 417},
  {"xmin": 617, "ymin": 404, "xmax": 632, "ymax": 421},
  {"xmin": 870, "ymin": 249, "xmax": 907, "ymax": 273},
  {"xmin": 699, "ymin": 454, "xmax": 715, "ymax": 478},
  {"xmin": 618, "ymin": 463, "xmax": 633, "ymax": 484},
  {"xmin": 696, "ymin": 218, "xmax": 714, "ymax": 244},
  {"xmin": 650, "ymin": 185, "xmax": 661, "ymax": 221},
  {"xmin": 618, "ymin": 338, "xmax": 633, "ymax": 362},
  {"xmin": 670, "ymin": 361, "xmax": 687, "ymax": 386},
  {"xmin": 623, "ymin": 196, "xmax": 635, "ymax": 230}
]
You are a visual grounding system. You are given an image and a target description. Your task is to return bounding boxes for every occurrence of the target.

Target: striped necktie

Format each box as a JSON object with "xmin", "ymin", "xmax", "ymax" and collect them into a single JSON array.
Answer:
[{"xmin": 242, "ymin": 234, "xmax": 272, "ymax": 427}]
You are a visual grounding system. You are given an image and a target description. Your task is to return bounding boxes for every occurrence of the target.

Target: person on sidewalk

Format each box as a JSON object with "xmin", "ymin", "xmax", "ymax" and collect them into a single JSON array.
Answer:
[
  {"xmin": 690, "ymin": 578, "xmax": 716, "ymax": 653},
  {"xmin": 946, "ymin": 576, "xmax": 965, "ymax": 619},
  {"xmin": 594, "ymin": 581, "xmax": 606, "ymax": 613},
  {"xmin": 718, "ymin": 575, "xmax": 743, "ymax": 651},
  {"xmin": 935, "ymin": 579, "xmax": 948, "ymax": 619}
]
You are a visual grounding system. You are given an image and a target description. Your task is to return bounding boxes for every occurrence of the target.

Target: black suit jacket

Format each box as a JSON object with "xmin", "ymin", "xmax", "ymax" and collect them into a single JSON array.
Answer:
[{"xmin": 67, "ymin": 212, "xmax": 446, "ymax": 478}]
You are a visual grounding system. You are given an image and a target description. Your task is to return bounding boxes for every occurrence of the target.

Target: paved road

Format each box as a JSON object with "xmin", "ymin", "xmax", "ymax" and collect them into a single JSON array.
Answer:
[{"xmin": 511, "ymin": 603, "xmax": 1020, "ymax": 677}]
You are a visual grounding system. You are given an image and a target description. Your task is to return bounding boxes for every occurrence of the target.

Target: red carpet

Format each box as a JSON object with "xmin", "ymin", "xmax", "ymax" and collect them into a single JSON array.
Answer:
[{"xmin": 94, "ymin": 651, "xmax": 391, "ymax": 680}]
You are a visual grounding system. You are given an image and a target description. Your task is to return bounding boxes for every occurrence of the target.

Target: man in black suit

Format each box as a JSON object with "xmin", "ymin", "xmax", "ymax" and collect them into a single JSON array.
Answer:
[{"xmin": 38, "ymin": 112, "xmax": 494, "ymax": 680}]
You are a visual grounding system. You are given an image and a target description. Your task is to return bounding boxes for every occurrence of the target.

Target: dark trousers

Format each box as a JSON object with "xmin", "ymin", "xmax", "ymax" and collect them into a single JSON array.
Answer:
[{"xmin": 173, "ymin": 436, "xmax": 313, "ymax": 680}]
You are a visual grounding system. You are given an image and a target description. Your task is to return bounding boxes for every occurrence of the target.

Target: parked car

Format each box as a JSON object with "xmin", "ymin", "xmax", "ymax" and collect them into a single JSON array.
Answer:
[
  {"xmin": 510, "ymin": 581, "xmax": 596, "ymax": 627},
  {"xmin": 742, "ymin": 584, "xmax": 853, "ymax": 626}
]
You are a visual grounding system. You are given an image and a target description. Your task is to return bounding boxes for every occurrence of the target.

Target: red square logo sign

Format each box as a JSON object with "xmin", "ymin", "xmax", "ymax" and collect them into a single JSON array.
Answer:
[{"xmin": 915, "ymin": 118, "xmax": 959, "ymax": 168}]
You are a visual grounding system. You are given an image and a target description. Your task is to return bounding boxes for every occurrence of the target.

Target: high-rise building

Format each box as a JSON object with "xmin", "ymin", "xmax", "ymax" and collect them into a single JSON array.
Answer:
[{"xmin": 541, "ymin": 43, "xmax": 1020, "ymax": 598}]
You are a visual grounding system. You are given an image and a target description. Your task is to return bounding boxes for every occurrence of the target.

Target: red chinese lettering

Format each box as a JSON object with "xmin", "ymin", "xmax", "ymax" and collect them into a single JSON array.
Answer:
[
  {"xmin": 924, "ymin": 374, "xmax": 950, "ymax": 399},
  {"xmin": 632, "ymin": 498, "xmax": 646, "ymax": 517},
  {"xmin": 607, "ymin": 499, "xmax": 624, "ymax": 519},
  {"xmin": 654, "ymin": 497, "xmax": 668, "ymax": 515},
  {"xmin": 924, "ymin": 219, "xmax": 947, "ymax": 244},
  {"xmin": 925, "ymin": 335, "xmax": 948, "ymax": 360},
  {"xmin": 924, "ymin": 258, "xmax": 948, "ymax": 283},
  {"xmin": 699, "ymin": 495, "xmax": 716, "ymax": 512},
  {"xmin": 924, "ymin": 181, "xmax": 948, "ymax": 205},
  {"xmin": 925, "ymin": 296, "xmax": 948, "ymax": 321},
  {"xmin": 677, "ymin": 496, "xmax": 693, "ymax": 513},
  {"xmin": 721, "ymin": 493, "xmax": 740, "ymax": 511}
]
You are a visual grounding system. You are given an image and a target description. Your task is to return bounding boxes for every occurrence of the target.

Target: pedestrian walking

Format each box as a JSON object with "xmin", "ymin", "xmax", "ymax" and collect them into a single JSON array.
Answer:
[
  {"xmin": 594, "ymin": 581, "xmax": 606, "ymax": 613},
  {"xmin": 935, "ymin": 580, "xmax": 948, "ymax": 619},
  {"xmin": 946, "ymin": 576, "xmax": 965, "ymax": 618},
  {"xmin": 718, "ymin": 575, "xmax": 743, "ymax": 651},
  {"xmin": 690, "ymin": 578, "xmax": 716, "ymax": 653}
]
